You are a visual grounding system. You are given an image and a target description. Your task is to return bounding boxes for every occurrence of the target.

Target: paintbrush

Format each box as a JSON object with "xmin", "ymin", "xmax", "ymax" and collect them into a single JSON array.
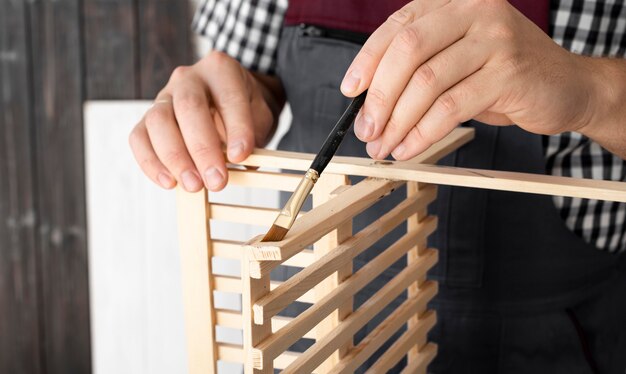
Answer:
[{"xmin": 262, "ymin": 90, "xmax": 368, "ymax": 242}]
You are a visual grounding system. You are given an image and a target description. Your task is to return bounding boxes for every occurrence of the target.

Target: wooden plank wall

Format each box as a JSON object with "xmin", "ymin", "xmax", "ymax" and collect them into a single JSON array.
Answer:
[{"xmin": 0, "ymin": 0, "xmax": 194, "ymax": 373}]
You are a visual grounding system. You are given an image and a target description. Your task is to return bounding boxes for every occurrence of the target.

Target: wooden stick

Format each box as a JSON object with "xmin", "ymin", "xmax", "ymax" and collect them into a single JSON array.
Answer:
[
  {"xmin": 237, "ymin": 134, "xmax": 626, "ymax": 203},
  {"xmin": 246, "ymin": 178, "xmax": 405, "ymax": 262},
  {"xmin": 366, "ymin": 311, "xmax": 437, "ymax": 373},
  {"xmin": 328, "ymin": 288, "xmax": 438, "ymax": 374},
  {"xmin": 212, "ymin": 240, "xmax": 315, "ymax": 269},
  {"xmin": 251, "ymin": 242, "xmax": 438, "ymax": 369},
  {"xmin": 253, "ymin": 189, "xmax": 437, "ymax": 322},
  {"xmin": 212, "ymin": 275, "xmax": 316, "ymax": 304},
  {"xmin": 216, "ymin": 343, "xmax": 307, "ymax": 370},
  {"xmin": 215, "ymin": 310, "xmax": 317, "ymax": 340},
  {"xmin": 399, "ymin": 343, "xmax": 438, "ymax": 374},
  {"xmin": 242, "ymin": 250, "xmax": 272, "ymax": 373},
  {"xmin": 209, "ymin": 203, "xmax": 302, "ymax": 226},
  {"xmin": 313, "ymin": 174, "xmax": 353, "ymax": 372},
  {"xmin": 176, "ymin": 188, "xmax": 218, "ymax": 374},
  {"xmin": 281, "ymin": 280, "xmax": 437, "ymax": 374},
  {"xmin": 227, "ymin": 169, "xmax": 303, "ymax": 191}
]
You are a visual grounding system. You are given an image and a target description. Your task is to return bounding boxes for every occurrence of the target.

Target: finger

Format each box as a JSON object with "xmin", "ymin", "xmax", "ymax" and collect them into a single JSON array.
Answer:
[
  {"xmin": 340, "ymin": 0, "xmax": 450, "ymax": 97},
  {"xmin": 367, "ymin": 35, "xmax": 490, "ymax": 159},
  {"xmin": 172, "ymin": 84, "xmax": 228, "ymax": 192},
  {"xmin": 145, "ymin": 96, "xmax": 205, "ymax": 192},
  {"xmin": 204, "ymin": 53, "xmax": 255, "ymax": 162},
  {"xmin": 391, "ymin": 68, "xmax": 502, "ymax": 160},
  {"xmin": 356, "ymin": 5, "xmax": 473, "ymax": 145},
  {"xmin": 129, "ymin": 120, "xmax": 177, "ymax": 189}
]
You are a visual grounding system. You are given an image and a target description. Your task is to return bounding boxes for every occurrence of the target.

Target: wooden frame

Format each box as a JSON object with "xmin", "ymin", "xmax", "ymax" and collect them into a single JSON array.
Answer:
[{"xmin": 176, "ymin": 128, "xmax": 626, "ymax": 374}]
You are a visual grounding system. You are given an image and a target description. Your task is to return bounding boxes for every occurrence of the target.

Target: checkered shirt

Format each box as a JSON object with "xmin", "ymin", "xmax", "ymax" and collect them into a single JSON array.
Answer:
[{"xmin": 193, "ymin": 0, "xmax": 626, "ymax": 252}]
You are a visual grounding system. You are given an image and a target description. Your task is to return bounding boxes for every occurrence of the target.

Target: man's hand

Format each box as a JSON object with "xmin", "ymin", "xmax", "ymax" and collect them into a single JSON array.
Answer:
[
  {"xmin": 129, "ymin": 51, "xmax": 283, "ymax": 192},
  {"xmin": 341, "ymin": 0, "xmax": 611, "ymax": 161}
]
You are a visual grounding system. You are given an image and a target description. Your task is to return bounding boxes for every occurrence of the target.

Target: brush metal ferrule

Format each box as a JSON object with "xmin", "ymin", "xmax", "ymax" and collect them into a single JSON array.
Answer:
[{"xmin": 272, "ymin": 169, "xmax": 319, "ymax": 230}]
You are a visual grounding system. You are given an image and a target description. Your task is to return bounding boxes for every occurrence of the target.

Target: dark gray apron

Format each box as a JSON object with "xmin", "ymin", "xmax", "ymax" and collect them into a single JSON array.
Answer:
[{"xmin": 275, "ymin": 26, "xmax": 626, "ymax": 373}]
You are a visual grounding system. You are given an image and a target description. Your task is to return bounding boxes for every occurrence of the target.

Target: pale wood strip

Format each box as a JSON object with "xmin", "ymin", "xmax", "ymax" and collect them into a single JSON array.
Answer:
[
  {"xmin": 253, "ymin": 190, "xmax": 437, "ymax": 322},
  {"xmin": 212, "ymin": 275, "xmax": 316, "ymax": 304},
  {"xmin": 242, "ymin": 251, "xmax": 272, "ymax": 373},
  {"xmin": 251, "ymin": 241, "xmax": 438, "ymax": 368},
  {"xmin": 176, "ymin": 188, "xmax": 218, "ymax": 373},
  {"xmin": 214, "ymin": 310, "xmax": 316, "ymax": 340},
  {"xmin": 313, "ymin": 174, "xmax": 352, "ymax": 372},
  {"xmin": 237, "ymin": 131, "xmax": 626, "ymax": 203},
  {"xmin": 399, "ymin": 343, "xmax": 438, "ymax": 374},
  {"xmin": 212, "ymin": 240, "xmax": 315, "ymax": 268},
  {"xmin": 281, "ymin": 279, "xmax": 437, "ymax": 373},
  {"xmin": 209, "ymin": 203, "xmax": 280, "ymax": 226},
  {"xmin": 366, "ymin": 311, "xmax": 437, "ymax": 374},
  {"xmin": 216, "ymin": 343, "xmax": 303, "ymax": 370},
  {"xmin": 227, "ymin": 169, "xmax": 302, "ymax": 191},
  {"xmin": 246, "ymin": 178, "xmax": 405, "ymax": 261},
  {"xmin": 330, "ymin": 309, "xmax": 437, "ymax": 374}
]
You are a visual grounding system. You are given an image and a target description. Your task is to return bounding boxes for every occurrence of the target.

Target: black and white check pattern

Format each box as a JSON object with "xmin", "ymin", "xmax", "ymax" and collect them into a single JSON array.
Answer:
[
  {"xmin": 193, "ymin": 0, "xmax": 626, "ymax": 252},
  {"xmin": 192, "ymin": 0, "xmax": 288, "ymax": 74}
]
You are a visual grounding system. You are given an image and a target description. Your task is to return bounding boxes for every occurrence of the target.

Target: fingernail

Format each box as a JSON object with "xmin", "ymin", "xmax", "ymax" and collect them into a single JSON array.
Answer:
[
  {"xmin": 392, "ymin": 144, "xmax": 406, "ymax": 159},
  {"xmin": 341, "ymin": 70, "xmax": 361, "ymax": 93},
  {"xmin": 367, "ymin": 140, "xmax": 382, "ymax": 159},
  {"xmin": 355, "ymin": 112, "xmax": 374, "ymax": 139},
  {"xmin": 157, "ymin": 172, "xmax": 175, "ymax": 188},
  {"xmin": 181, "ymin": 170, "xmax": 203, "ymax": 191},
  {"xmin": 204, "ymin": 167, "xmax": 225, "ymax": 191},
  {"xmin": 228, "ymin": 141, "xmax": 244, "ymax": 160}
]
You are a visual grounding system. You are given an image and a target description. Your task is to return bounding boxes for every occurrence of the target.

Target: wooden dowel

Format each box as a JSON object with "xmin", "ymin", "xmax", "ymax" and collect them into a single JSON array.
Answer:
[
  {"xmin": 281, "ymin": 279, "xmax": 437, "ymax": 374},
  {"xmin": 253, "ymin": 190, "xmax": 437, "ymax": 322},
  {"xmin": 328, "ymin": 292, "xmax": 437, "ymax": 374},
  {"xmin": 246, "ymin": 178, "xmax": 405, "ymax": 262},
  {"xmin": 365, "ymin": 311, "xmax": 437, "ymax": 374},
  {"xmin": 251, "ymin": 242, "xmax": 438, "ymax": 368},
  {"xmin": 227, "ymin": 169, "xmax": 303, "ymax": 191},
  {"xmin": 399, "ymin": 343, "xmax": 438, "ymax": 374},
  {"xmin": 215, "ymin": 310, "xmax": 317, "ymax": 340},
  {"xmin": 237, "ymin": 131, "xmax": 626, "ymax": 203}
]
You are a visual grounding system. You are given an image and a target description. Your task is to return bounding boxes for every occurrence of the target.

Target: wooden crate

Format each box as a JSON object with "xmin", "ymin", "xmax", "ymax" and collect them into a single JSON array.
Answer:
[{"xmin": 176, "ymin": 127, "xmax": 626, "ymax": 374}]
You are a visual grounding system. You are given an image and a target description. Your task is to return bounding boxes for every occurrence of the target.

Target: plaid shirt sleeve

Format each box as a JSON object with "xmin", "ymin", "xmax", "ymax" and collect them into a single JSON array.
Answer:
[{"xmin": 192, "ymin": 0, "xmax": 288, "ymax": 75}]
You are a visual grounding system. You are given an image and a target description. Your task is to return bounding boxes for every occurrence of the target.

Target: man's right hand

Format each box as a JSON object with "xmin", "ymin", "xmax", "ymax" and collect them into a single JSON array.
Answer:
[{"xmin": 129, "ymin": 51, "xmax": 283, "ymax": 192}]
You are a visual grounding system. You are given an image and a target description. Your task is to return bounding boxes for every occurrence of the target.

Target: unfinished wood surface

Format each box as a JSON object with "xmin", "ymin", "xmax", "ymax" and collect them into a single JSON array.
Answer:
[
  {"xmin": 215, "ymin": 310, "xmax": 317, "ymax": 340},
  {"xmin": 367, "ymin": 311, "xmax": 437, "ymax": 374},
  {"xmin": 313, "ymin": 174, "xmax": 353, "ymax": 372},
  {"xmin": 247, "ymin": 178, "xmax": 405, "ymax": 262},
  {"xmin": 281, "ymin": 276, "xmax": 437, "ymax": 373},
  {"xmin": 209, "ymin": 203, "xmax": 289, "ymax": 226},
  {"xmin": 216, "ymin": 343, "xmax": 303, "ymax": 370},
  {"xmin": 400, "ymin": 343, "xmax": 438, "ymax": 374},
  {"xmin": 238, "ymin": 130, "xmax": 626, "ymax": 203},
  {"xmin": 227, "ymin": 169, "xmax": 303, "ymax": 191},
  {"xmin": 176, "ymin": 188, "xmax": 217, "ymax": 374},
  {"xmin": 242, "ymin": 254, "xmax": 272, "ymax": 374},
  {"xmin": 329, "ymin": 303, "xmax": 437, "ymax": 374},
  {"xmin": 212, "ymin": 275, "xmax": 316, "ymax": 304},
  {"xmin": 253, "ymin": 189, "xmax": 437, "ymax": 323},
  {"xmin": 251, "ymin": 242, "xmax": 438, "ymax": 368},
  {"xmin": 212, "ymin": 240, "xmax": 315, "ymax": 268},
  {"xmin": 407, "ymin": 182, "xmax": 433, "ymax": 363}
]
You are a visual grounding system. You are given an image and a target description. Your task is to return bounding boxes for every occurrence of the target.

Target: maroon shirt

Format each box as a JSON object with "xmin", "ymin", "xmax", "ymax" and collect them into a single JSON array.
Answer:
[{"xmin": 285, "ymin": 0, "xmax": 549, "ymax": 34}]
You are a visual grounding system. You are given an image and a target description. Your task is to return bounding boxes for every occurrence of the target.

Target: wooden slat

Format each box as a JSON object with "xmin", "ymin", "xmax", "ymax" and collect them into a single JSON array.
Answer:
[
  {"xmin": 366, "ymin": 311, "xmax": 437, "ymax": 374},
  {"xmin": 313, "ymin": 174, "xmax": 352, "ymax": 372},
  {"xmin": 329, "ymin": 307, "xmax": 437, "ymax": 374},
  {"xmin": 251, "ymin": 238, "xmax": 438, "ymax": 367},
  {"xmin": 400, "ymin": 343, "xmax": 438, "ymax": 374},
  {"xmin": 209, "ymin": 203, "xmax": 280, "ymax": 226},
  {"xmin": 247, "ymin": 178, "xmax": 405, "ymax": 261},
  {"xmin": 242, "ymin": 253, "xmax": 272, "ymax": 373},
  {"xmin": 213, "ymin": 240, "xmax": 316, "ymax": 269},
  {"xmin": 227, "ymin": 169, "xmax": 303, "ymax": 191},
  {"xmin": 215, "ymin": 310, "xmax": 316, "ymax": 340},
  {"xmin": 253, "ymin": 189, "xmax": 437, "ymax": 322},
  {"xmin": 177, "ymin": 189, "xmax": 218, "ymax": 373},
  {"xmin": 217, "ymin": 344, "xmax": 308, "ymax": 371},
  {"xmin": 238, "ymin": 129, "xmax": 626, "ymax": 203},
  {"xmin": 213, "ymin": 275, "xmax": 316, "ymax": 304},
  {"xmin": 281, "ymin": 278, "xmax": 437, "ymax": 373}
]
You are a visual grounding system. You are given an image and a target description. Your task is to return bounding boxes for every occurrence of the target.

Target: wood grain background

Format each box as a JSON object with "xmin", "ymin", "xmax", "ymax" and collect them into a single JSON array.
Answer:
[{"xmin": 0, "ymin": 1, "xmax": 194, "ymax": 372}]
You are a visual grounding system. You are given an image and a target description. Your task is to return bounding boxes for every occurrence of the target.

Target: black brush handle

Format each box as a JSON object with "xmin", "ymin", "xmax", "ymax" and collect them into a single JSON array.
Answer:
[{"xmin": 310, "ymin": 90, "xmax": 368, "ymax": 174}]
